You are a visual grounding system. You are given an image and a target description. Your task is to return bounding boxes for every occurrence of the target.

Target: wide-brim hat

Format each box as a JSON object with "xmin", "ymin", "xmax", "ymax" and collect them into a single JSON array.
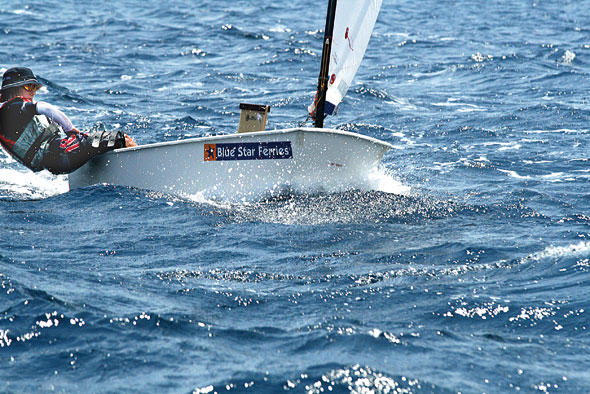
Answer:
[{"xmin": 1, "ymin": 67, "xmax": 43, "ymax": 91}]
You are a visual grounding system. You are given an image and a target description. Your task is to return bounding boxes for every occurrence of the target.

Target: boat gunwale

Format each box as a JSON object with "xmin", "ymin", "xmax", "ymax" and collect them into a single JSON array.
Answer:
[{"xmin": 114, "ymin": 127, "xmax": 393, "ymax": 153}]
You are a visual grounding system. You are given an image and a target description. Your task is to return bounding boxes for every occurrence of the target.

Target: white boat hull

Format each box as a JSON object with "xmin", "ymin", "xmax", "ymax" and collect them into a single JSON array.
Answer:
[{"xmin": 68, "ymin": 127, "xmax": 392, "ymax": 199}]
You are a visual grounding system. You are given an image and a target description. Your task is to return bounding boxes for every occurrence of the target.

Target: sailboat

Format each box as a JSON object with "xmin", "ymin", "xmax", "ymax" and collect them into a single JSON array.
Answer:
[{"xmin": 68, "ymin": 0, "xmax": 390, "ymax": 199}]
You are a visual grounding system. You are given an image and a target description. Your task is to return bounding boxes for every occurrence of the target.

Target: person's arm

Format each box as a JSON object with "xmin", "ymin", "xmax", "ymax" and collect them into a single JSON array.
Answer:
[
  {"xmin": 35, "ymin": 101, "xmax": 76, "ymax": 134},
  {"xmin": 36, "ymin": 101, "xmax": 137, "ymax": 147}
]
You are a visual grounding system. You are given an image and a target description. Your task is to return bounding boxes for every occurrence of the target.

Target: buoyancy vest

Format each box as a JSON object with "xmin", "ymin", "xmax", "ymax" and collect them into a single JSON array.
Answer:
[{"xmin": 0, "ymin": 97, "xmax": 61, "ymax": 171}]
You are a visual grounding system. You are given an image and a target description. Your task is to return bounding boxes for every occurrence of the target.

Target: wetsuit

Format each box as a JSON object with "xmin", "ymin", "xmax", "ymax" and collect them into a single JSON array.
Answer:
[{"xmin": 0, "ymin": 97, "xmax": 125, "ymax": 174}]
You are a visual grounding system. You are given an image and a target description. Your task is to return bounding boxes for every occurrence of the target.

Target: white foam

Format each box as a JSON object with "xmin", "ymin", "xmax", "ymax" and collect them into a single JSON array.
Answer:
[
  {"xmin": 482, "ymin": 141, "xmax": 521, "ymax": 150},
  {"xmin": 0, "ymin": 168, "xmax": 68, "ymax": 200},
  {"xmin": 384, "ymin": 97, "xmax": 418, "ymax": 111},
  {"xmin": 432, "ymin": 102, "xmax": 485, "ymax": 113},
  {"xmin": 457, "ymin": 107, "xmax": 487, "ymax": 113},
  {"xmin": 365, "ymin": 167, "xmax": 410, "ymax": 195},
  {"xmin": 383, "ymin": 32, "xmax": 410, "ymax": 38},
  {"xmin": 524, "ymin": 128, "xmax": 583, "ymax": 134},
  {"xmin": 497, "ymin": 169, "xmax": 531, "ymax": 180},
  {"xmin": 498, "ymin": 168, "xmax": 581, "ymax": 183},
  {"xmin": 561, "ymin": 50, "xmax": 576, "ymax": 64},
  {"xmin": 269, "ymin": 26, "xmax": 291, "ymax": 33},
  {"xmin": 531, "ymin": 241, "xmax": 590, "ymax": 261},
  {"xmin": 156, "ymin": 81, "xmax": 203, "ymax": 91},
  {"xmin": 498, "ymin": 143, "xmax": 521, "ymax": 151},
  {"xmin": 11, "ymin": 9, "xmax": 34, "ymax": 15},
  {"xmin": 471, "ymin": 52, "xmax": 493, "ymax": 62},
  {"xmin": 179, "ymin": 165, "xmax": 409, "ymax": 205},
  {"xmin": 522, "ymin": 160, "xmax": 552, "ymax": 164},
  {"xmin": 541, "ymin": 172, "xmax": 564, "ymax": 179},
  {"xmin": 181, "ymin": 190, "xmax": 238, "ymax": 209}
]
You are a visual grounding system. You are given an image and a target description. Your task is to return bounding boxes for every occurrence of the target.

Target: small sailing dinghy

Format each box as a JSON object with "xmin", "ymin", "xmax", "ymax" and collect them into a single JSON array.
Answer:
[{"xmin": 68, "ymin": 0, "xmax": 390, "ymax": 199}]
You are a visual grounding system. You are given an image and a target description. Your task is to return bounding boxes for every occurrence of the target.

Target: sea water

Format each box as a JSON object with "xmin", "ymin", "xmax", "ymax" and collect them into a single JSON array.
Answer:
[{"xmin": 0, "ymin": 0, "xmax": 589, "ymax": 392}]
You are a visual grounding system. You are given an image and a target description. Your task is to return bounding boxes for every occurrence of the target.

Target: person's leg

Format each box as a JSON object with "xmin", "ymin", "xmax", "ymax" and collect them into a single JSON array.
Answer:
[
  {"xmin": 41, "ymin": 130, "xmax": 126, "ymax": 175},
  {"xmin": 40, "ymin": 135, "xmax": 91, "ymax": 174}
]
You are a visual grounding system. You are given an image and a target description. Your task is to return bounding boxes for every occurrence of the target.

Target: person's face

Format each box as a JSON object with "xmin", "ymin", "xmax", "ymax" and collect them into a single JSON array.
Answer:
[{"xmin": 21, "ymin": 84, "xmax": 40, "ymax": 100}]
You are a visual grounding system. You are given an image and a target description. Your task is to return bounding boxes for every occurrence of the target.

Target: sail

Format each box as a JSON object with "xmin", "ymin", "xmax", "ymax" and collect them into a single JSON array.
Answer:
[{"xmin": 310, "ymin": 0, "xmax": 383, "ymax": 117}]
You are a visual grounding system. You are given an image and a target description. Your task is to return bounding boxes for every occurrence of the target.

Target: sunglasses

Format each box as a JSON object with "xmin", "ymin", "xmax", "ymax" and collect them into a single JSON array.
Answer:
[{"xmin": 24, "ymin": 84, "xmax": 40, "ymax": 93}]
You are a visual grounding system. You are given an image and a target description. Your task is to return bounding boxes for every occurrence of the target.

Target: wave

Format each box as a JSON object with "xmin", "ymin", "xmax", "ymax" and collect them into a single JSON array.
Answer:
[
  {"xmin": 0, "ymin": 166, "xmax": 68, "ymax": 201},
  {"xmin": 529, "ymin": 241, "xmax": 590, "ymax": 262},
  {"xmin": 193, "ymin": 364, "xmax": 432, "ymax": 394}
]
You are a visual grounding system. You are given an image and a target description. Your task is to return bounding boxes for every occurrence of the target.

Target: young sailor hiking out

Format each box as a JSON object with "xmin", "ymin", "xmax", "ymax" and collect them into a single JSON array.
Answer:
[{"xmin": 0, "ymin": 67, "xmax": 136, "ymax": 175}]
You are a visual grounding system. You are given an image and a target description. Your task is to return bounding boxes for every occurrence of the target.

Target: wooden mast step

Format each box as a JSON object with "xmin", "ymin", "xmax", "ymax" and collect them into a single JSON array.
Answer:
[{"xmin": 237, "ymin": 103, "xmax": 271, "ymax": 133}]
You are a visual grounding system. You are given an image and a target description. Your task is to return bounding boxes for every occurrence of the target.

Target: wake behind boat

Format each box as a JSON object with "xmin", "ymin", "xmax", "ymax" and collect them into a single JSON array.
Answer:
[{"xmin": 68, "ymin": 0, "xmax": 390, "ymax": 197}]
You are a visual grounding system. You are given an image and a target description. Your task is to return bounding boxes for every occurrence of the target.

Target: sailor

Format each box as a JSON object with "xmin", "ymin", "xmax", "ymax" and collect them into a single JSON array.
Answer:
[{"xmin": 0, "ymin": 67, "xmax": 137, "ymax": 175}]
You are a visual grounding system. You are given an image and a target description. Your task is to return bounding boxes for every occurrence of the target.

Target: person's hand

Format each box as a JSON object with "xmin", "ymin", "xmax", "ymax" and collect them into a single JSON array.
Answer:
[{"xmin": 124, "ymin": 134, "xmax": 138, "ymax": 147}]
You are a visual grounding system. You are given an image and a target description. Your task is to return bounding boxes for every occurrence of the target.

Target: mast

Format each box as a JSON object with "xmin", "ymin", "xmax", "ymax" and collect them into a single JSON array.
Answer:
[{"xmin": 314, "ymin": 0, "xmax": 338, "ymax": 129}]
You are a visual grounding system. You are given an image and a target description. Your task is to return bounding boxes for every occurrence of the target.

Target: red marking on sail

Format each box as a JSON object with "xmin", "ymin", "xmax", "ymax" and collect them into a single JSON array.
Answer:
[{"xmin": 345, "ymin": 27, "xmax": 353, "ymax": 50}]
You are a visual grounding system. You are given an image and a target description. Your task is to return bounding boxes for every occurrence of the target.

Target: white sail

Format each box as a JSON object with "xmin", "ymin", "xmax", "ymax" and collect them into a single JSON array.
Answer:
[{"xmin": 314, "ymin": 0, "xmax": 383, "ymax": 116}]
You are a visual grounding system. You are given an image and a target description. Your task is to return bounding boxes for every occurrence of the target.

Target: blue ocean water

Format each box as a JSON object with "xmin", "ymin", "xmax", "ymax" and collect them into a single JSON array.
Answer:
[{"xmin": 1, "ymin": 0, "xmax": 589, "ymax": 392}]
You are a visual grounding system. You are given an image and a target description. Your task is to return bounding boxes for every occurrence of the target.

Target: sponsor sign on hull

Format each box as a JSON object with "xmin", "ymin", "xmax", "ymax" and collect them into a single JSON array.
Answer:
[{"xmin": 204, "ymin": 141, "xmax": 292, "ymax": 161}]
